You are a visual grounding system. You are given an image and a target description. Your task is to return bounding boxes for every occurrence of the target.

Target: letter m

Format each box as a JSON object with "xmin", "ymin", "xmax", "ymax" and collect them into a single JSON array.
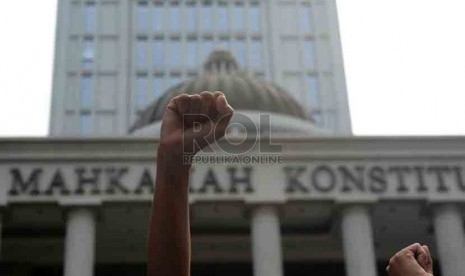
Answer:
[{"xmin": 9, "ymin": 168, "xmax": 42, "ymax": 195}]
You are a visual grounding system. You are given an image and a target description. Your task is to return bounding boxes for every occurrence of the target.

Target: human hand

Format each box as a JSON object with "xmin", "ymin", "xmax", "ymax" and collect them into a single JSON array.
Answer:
[
  {"xmin": 387, "ymin": 243, "xmax": 433, "ymax": 276},
  {"xmin": 159, "ymin": 91, "xmax": 234, "ymax": 158}
]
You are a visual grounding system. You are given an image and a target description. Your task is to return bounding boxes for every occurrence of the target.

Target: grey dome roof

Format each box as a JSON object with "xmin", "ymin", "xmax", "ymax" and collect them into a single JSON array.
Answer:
[{"xmin": 130, "ymin": 50, "xmax": 308, "ymax": 133}]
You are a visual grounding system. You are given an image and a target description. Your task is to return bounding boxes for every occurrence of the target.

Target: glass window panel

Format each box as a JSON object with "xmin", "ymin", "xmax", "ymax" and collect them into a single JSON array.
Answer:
[
  {"xmin": 152, "ymin": 4, "xmax": 164, "ymax": 32},
  {"xmin": 153, "ymin": 40, "xmax": 165, "ymax": 69},
  {"xmin": 170, "ymin": 40, "xmax": 182, "ymax": 69},
  {"xmin": 201, "ymin": 3, "xmax": 213, "ymax": 33},
  {"xmin": 218, "ymin": 39, "xmax": 230, "ymax": 51},
  {"xmin": 249, "ymin": 3, "xmax": 261, "ymax": 33},
  {"xmin": 137, "ymin": 2, "xmax": 149, "ymax": 32},
  {"xmin": 300, "ymin": 6, "xmax": 313, "ymax": 34},
  {"xmin": 217, "ymin": 4, "xmax": 229, "ymax": 32},
  {"xmin": 84, "ymin": 3, "xmax": 97, "ymax": 33},
  {"xmin": 82, "ymin": 39, "xmax": 95, "ymax": 69},
  {"xmin": 250, "ymin": 40, "xmax": 262, "ymax": 69},
  {"xmin": 153, "ymin": 76, "xmax": 164, "ymax": 100},
  {"xmin": 136, "ymin": 39, "xmax": 148, "ymax": 68},
  {"xmin": 232, "ymin": 4, "xmax": 244, "ymax": 32},
  {"xmin": 80, "ymin": 76, "xmax": 93, "ymax": 109},
  {"xmin": 80, "ymin": 113, "xmax": 92, "ymax": 136},
  {"xmin": 136, "ymin": 76, "xmax": 148, "ymax": 108},
  {"xmin": 304, "ymin": 40, "xmax": 316, "ymax": 70},
  {"xmin": 185, "ymin": 3, "xmax": 197, "ymax": 32},
  {"xmin": 306, "ymin": 75, "xmax": 320, "ymax": 107},
  {"xmin": 169, "ymin": 75, "xmax": 182, "ymax": 88},
  {"xmin": 202, "ymin": 40, "xmax": 214, "ymax": 62},
  {"xmin": 169, "ymin": 4, "xmax": 180, "ymax": 32},
  {"xmin": 186, "ymin": 40, "xmax": 198, "ymax": 69},
  {"xmin": 231, "ymin": 40, "xmax": 246, "ymax": 66}
]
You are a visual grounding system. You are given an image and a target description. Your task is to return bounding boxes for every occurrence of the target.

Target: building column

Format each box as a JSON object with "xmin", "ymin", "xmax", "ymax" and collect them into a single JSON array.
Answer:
[
  {"xmin": 341, "ymin": 205, "xmax": 377, "ymax": 276},
  {"xmin": 433, "ymin": 204, "xmax": 465, "ymax": 276},
  {"xmin": 64, "ymin": 207, "xmax": 96, "ymax": 276},
  {"xmin": 0, "ymin": 212, "xmax": 3, "ymax": 258},
  {"xmin": 251, "ymin": 205, "xmax": 283, "ymax": 276}
]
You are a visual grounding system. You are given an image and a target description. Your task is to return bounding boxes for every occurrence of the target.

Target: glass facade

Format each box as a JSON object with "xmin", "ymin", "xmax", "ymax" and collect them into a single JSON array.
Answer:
[
  {"xmin": 82, "ymin": 38, "xmax": 95, "ymax": 69},
  {"xmin": 136, "ymin": 75, "xmax": 148, "ymax": 109},
  {"xmin": 303, "ymin": 41, "xmax": 316, "ymax": 70},
  {"xmin": 80, "ymin": 76, "xmax": 93, "ymax": 109},
  {"xmin": 80, "ymin": 113, "xmax": 92, "ymax": 135},
  {"xmin": 84, "ymin": 2, "xmax": 97, "ymax": 33},
  {"xmin": 125, "ymin": 0, "xmax": 334, "ymax": 127},
  {"xmin": 300, "ymin": 5, "xmax": 313, "ymax": 34},
  {"xmin": 136, "ymin": 39, "xmax": 148, "ymax": 68},
  {"xmin": 131, "ymin": 1, "xmax": 266, "ymax": 118},
  {"xmin": 152, "ymin": 4, "xmax": 164, "ymax": 32}
]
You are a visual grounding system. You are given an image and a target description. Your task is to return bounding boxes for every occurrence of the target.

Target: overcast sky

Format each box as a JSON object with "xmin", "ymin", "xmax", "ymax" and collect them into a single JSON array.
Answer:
[{"xmin": 0, "ymin": 1, "xmax": 464, "ymax": 137}]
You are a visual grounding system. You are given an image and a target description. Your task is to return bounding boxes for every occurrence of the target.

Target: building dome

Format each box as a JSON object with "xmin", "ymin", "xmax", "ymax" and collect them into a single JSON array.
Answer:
[{"xmin": 130, "ymin": 50, "xmax": 324, "ymax": 136}]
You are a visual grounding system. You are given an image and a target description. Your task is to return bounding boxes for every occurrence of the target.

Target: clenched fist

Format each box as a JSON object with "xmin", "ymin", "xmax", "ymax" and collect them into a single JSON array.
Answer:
[
  {"xmin": 387, "ymin": 243, "xmax": 433, "ymax": 276},
  {"xmin": 160, "ymin": 91, "xmax": 234, "ymax": 157}
]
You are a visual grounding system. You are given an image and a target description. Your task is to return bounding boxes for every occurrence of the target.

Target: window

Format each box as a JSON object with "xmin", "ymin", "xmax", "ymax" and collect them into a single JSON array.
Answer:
[
  {"xmin": 217, "ymin": 3, "xmax": 229, "ymax": 32},
  {"xmin": 153, "ymin": 76, "xmax": 164, "ymax": 100},
  {"xmin": 201, "ymin": 3, "xmax": 213, "ymax": 33},
  {"xmin": 80, "ymin": 76, "xmax": 93, "ymax": 109},
  {"xmin": 153, "ymin": 40, "xmax": 165, "ymax": 69},
  {"xmin": 306, "ymin": 75, "xmax": 320, "ymax": 107},
  {"xmin": 82, "ymin": 38, "xmax": 95, "ymax": 69},
  {"xmin": 303, "ymin": 40, "xmax": 316, "ymax": 70},
  {"xmin": 232, "ymin": 3, "xmax": 244, "ymax": 33},
  {"xmin": 249, "ymin": 3, "xmax": 261, "ymax": 33},
  {"xmin": 80, "ymin": 113, "xmax": 92, "ymax": 136},
  {"xmin": 202, "ymin": 39, "xmax": 214, "ymax": 61},
  {"xmin": 300, "ymin": 5, "xmax": 313, "ymax": 34},
  {"xmin": 169, "ymin": 3, "xmax": 181, "ymax": 32},
  {"xmin": 170, "ymin": 40, "xmax": 182, "ymax": 69},
  {"xmin": 137, "ymin": 2, "xmax": 148, "ymax": 32},
  {"xmin": 185, "ymin": 3, "xmax": 197, "ymax": 33},
  {"xmin": 169, "ymin": 75, "xmax": 182, "ymax": 88},
  {"xmin": 84, "ymin": 2, "xmax": 97, "ymax": 33},
  {"xmin": 218, "ymin": 38, "xmax": 230, "ymax": 51},
  {"xmin": 136, "ymin": 75, "xmax": 148, "ymax": 108},
  {"xmin": 186, "ymin": 40, "xmax": 197, "ymax": 69},
  {"xmin": 250, "ymin": 40, "xmax": 262, "ymax": 69},
  {"xmin": 136, "ymin": 39, "xmax": 148, "ymax": 68},
  {"xmin": 152, "ymin": 3, "xmax": 164, "ymax": 32},
  {"xmin": 231, "ymin": 40, "xmax": 246, "ymax": 66}
]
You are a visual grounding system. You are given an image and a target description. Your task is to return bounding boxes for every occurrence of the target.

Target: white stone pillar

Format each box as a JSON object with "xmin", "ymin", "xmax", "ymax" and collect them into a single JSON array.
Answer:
[
  {"xmin": 341, "ymin": 205, "xmax": 377, "ymax": 276},
  {"xmin": 433, "ymin": 204, "xmax": 465, "ymax": 276},
  {"xmin": 251, "ymin": 205, "xmax": 283, "ymax": 276},
  {"xmin": 0, "ymin": 212, "xmax": 3, "ymax": 258},
  {"xmin": 64, "ymin": 207, "xmax": 96, "ymax": 276}
]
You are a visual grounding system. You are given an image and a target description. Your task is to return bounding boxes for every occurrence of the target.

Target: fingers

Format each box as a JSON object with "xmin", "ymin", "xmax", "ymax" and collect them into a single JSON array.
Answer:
[
  {"xmin": 386, "ymin": 243, "xmax": 433, "ymax": 276},
  {"xmin": 404, "ymin": 243, "xmax": 431, "ymax": 271},
  {"xmin": 212, "ymin": 91, "xmax": 234, "ymax": 138},
  {"xmin": 422, "ymin": 245, "xmax": 433, "ymax": 273}
]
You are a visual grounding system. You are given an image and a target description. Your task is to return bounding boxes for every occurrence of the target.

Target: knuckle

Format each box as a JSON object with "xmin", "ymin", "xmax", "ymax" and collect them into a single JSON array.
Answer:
[{"xmin": 389, "ymin": 257, "xmax": 396, "ymax": 266}]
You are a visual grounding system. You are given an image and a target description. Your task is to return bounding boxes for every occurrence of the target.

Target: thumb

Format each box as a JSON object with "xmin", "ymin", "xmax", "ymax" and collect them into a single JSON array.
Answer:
[{"xmin": 421, "ymin": 245, "xmax": 433, "ymax": 274}]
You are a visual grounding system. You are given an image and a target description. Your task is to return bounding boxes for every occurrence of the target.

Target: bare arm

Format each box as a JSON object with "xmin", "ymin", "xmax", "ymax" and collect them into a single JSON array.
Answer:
[{"xmin": 147, "ymin": 92, "xmax": 233, "ymax": 276}]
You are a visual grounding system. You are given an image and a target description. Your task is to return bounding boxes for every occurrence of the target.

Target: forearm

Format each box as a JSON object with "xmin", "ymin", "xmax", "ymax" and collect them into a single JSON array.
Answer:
[{"xmin": 147, "ymin": 147, "xmax": 191, "ymax": 276}]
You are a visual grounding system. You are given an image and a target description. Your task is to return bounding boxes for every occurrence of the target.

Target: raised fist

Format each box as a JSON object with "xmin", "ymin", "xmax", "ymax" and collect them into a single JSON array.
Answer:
[
  {"xmin": 387, "ymin": 243, "xmax": 433, "ymax": 276},
  {"xmin": 160, "ymin": 91, "xmax": 234, "ymax": 156}
]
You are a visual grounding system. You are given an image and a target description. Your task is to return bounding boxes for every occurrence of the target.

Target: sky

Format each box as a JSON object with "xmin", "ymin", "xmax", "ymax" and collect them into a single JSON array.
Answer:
[{"xmin": 0, "ymin": 1, "xmax": 464, "ymax": 137}]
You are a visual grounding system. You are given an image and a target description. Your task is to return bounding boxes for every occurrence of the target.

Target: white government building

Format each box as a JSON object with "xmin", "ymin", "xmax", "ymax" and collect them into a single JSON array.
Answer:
[{"xmin": 1, "ymin": 0, "xmax": 464, "ymax": 276}]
